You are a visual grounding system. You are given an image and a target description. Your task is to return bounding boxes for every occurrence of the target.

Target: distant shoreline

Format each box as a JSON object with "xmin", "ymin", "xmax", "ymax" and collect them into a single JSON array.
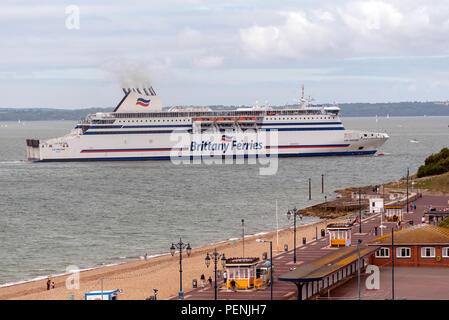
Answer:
[{"xmin": 1, "ymin": 101, "xmax": 449, "ymax": 121}]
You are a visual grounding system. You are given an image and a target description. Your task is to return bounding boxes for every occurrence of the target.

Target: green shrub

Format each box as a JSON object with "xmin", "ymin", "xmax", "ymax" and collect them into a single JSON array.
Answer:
[
  {"xmin": 418, "ymin": 148, "xmax": 449, "ymax": 178},
  {"xmin": 439, "ymin": 217, "xmax": 449, "ymax": 229}
]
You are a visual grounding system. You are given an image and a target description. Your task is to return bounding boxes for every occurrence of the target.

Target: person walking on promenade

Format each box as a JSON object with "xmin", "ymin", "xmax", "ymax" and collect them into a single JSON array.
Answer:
[
  {"xmin": 208, "ymin": 276, "xmax": 212, "ymax": 287},
  {"xmin": 230, "ymin": 279, "xmax": 236, "ymax": 292},
  {"xmin": 46, "ymin": 278, "xmax": 51, "ymax": 291},
  {"xmin": 414, "ymin": 203, "xmax": 417, "ymax": 210},
  {"xmin": 223, "ymin": 270, "xmax": 227, "ymax": 286},
  {"xmin": 200, "ymin": 274, "xmax": 205, "ymax": 289}
]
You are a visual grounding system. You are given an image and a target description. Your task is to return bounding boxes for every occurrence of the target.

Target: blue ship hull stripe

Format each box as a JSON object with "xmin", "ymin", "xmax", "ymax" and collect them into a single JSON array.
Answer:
[{"xmin": 35, "ymin": 150, "xmax": 376, "ymax": 162}]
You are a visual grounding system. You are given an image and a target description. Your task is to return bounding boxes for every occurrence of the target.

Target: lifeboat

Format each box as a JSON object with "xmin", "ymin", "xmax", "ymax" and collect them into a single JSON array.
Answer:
[
  {"xmin": 216, "ymin": 117, "xmax": 235, "ymax": 123},
  {"xmin": 193, "ymin": 117, "xmax": 213, "ymax": 123},
  {"xmin": 237, "ymin": 117, "xmax": 257, "ymax": 122}
]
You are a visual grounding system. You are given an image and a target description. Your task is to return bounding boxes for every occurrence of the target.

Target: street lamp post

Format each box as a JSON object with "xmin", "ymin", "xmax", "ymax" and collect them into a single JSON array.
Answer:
[
  {"xmin": 287, "ymin": 207, "xmax": 298, "ymax": 263},
  {"xmin": 357, "ymin": 239, "xmax": 362, "ymax": 300},
  {"xmin": 358, "ymin": 189, "xmax": 362, "ymax": 233},
  {"xmin": 406, "ymin": 167, "xmax": 409, "ymax": 213},
  {"xmin": 170, "ymin": 238, "xmax": 192, "ymax": 300},
  {"xmin": 205, "ymin": 248, "xmax": 226, "ymax": 300},
  {"xmin": 241, "ymin": 219, "xmax": 245, "ymax": 258},
  {"xmin": 256, "ymin": 239, "xmax": 273, "ymax": 300}
]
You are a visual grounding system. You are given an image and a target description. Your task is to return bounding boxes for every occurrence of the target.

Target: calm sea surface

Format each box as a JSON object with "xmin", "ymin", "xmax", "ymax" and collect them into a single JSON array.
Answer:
[{"xmin": 0, "ymin": 116, "xmax": 448, "ymax": 285}]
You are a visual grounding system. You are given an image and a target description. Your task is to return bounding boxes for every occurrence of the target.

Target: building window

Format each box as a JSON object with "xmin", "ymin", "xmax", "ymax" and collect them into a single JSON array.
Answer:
[
  {"xmin": 396, "ymin": 247, "xmax": 411, "ymax": 258},
  {"xmin": 421, "ymin": 247, "xmax": 435, "ymax": 258},
  {"xmin": 443, "ymin": 248, "xmax": 449, "ymax": 258},
  {"xmin": 376, "ymin": 247, "xmax": 390, "ymax": 258}
]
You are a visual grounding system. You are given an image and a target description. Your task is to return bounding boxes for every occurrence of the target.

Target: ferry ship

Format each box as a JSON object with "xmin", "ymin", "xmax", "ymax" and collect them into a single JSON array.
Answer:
[{"xmin": 26, "ymin": 86, "xmax": 389, "ymax": 162}]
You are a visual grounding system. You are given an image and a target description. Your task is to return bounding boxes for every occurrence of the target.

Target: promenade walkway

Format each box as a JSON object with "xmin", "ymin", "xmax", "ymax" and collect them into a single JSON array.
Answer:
[{"xmin": 179, "ymin": 194, "xmax": 449, "ymax": 300}]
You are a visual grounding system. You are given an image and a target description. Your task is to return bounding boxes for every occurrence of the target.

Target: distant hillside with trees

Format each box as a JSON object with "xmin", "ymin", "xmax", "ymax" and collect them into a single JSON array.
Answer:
[{"xmin": 0, "ymin": 101, "xmax": 448, "ymax": 121}]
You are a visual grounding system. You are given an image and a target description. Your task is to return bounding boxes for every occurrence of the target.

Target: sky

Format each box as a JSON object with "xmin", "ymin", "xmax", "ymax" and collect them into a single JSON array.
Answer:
[{"xmin": 2, "ymin": 0, "xmax": 449, "ymax": 109}]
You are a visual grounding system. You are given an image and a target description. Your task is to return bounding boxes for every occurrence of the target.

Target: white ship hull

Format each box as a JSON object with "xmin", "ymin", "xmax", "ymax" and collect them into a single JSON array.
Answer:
[{"xmin": 26, "ymin": 87, "xmax": 389, "ymax": 162}]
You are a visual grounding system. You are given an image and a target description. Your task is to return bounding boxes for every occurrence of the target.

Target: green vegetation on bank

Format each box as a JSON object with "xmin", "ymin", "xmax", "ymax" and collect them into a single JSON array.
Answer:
[
  {"xmin": 1, "ymin": 101, "xmax": 449, "ymax": 121},
  {"xmin": 439, "ymin": 217, "xmax": 449, "ymax": 229},
  {"xmin": 411, "ymin": 172, "xmax": 449, "ymax": 193},
  {"xmin": 417, "ymin": 148, "xmax": 449, "ymax": 178}
]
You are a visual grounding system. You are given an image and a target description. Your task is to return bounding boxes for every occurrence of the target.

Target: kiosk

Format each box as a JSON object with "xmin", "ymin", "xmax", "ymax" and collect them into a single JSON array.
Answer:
[
  {"xmin": 327, "ymin": 223, "xmax": 352, "ymax": 247},
  {"xmin": 384, "ymin": 205, "xmax": 403, "ymax": 222},
  {"xmin": 84, "ymin": 289, "xmax": 121, "ymax": 300},
  {"xmin": 224, "ymin": 257, "xmax": 270, "ymax": 290}
]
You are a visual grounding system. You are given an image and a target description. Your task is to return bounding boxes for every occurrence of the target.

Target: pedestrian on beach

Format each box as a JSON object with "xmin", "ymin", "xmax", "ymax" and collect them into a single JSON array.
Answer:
[
  {"xmin": 51, "ymin": 281, "xmax": 55, "ymax": 289},
  {"xmin": 144, "ymin": 253, "xmax": 147, "ymax": 260},
  {"xmin": 200, "ymin": 274, "xmax": 205, "ymax": 289},
  {"xmin": 46, "ymin": 278, "xmax": 51, "ymax": 291},
  {"xmin": 208, "ymin": 276, "xmax": 212, "ymax": 287}
]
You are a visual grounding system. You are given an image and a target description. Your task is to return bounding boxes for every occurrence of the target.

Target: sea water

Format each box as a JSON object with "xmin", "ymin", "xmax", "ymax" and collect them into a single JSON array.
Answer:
[{"xmin": 0, "ymin": 116, "xmax": 448, "ymax": 285}]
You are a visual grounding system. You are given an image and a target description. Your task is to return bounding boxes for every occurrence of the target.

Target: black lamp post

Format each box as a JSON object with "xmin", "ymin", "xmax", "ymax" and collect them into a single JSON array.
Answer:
[
  {"xmin": 357, "ymin": 239, "xmax": 362, "ymax": 300},
  {"xmin": 170, "ymin": 238, "xmax": 192, "ymax": 300},
  {"xmin": 358, "ymin": 188, "xmax": 362, "ymax": 233},
  {"xmin": 406, "ymin": 167, "xmax": 409, "ymax": 213},
  {"xmin": 205, "ymin": 248, "xmax": 226, "ymax": 300},
  {"xmin": 287, "ymin": 207, "xmax": 298, "ymax": 263},
  {"xmin": 256, "ymin": 239, "xmax": 273, "ymax": 300}
]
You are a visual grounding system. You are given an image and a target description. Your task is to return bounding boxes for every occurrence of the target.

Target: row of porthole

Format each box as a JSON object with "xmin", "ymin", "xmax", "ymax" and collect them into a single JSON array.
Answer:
[
  {"xmin": 116, "ymin": 117, "xmax": 337, "ymax": 123},
  {"xmin": 117, "ymin": 119, "xmax": 190, "ymax": 123},
  {"xmin": 266, "ymin": 117, "xmax": 336, "ymax": 120}
]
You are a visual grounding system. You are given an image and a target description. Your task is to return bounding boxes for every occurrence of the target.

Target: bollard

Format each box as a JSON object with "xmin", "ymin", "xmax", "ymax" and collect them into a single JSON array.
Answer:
[
  {"xmin": 302, "ymin": 237, "xmax": 306, "ymax": 245},
  {"xmin": 284, "ymin": 244, "xmax": 288, "ymax": 252}
]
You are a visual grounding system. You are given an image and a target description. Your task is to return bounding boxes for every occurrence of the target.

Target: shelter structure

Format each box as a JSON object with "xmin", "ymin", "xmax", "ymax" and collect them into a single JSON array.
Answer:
[
  {"xmin": 278, "ymin": 246, "xmax": 377, "ymax": 300},
  {"xmin": 384, "ymin": 205, "xmax": 403, "ymax": 222},
  {"xmin": 425, "ymin": 207, "xmax": 449, "ymax": 225},
  {"xmin": 327, "ymin": 223, "xmax": 353, "ymax": 247},
  {"xmin": 224, "ymin": 257, "xmax": 269, "ymax": 290}
]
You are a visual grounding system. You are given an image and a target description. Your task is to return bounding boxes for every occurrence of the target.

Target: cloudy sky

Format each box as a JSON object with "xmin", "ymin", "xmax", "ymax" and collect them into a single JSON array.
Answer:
[{"xmin": 2, "ymin": 0, "xmax": 449, "ymax": 108}]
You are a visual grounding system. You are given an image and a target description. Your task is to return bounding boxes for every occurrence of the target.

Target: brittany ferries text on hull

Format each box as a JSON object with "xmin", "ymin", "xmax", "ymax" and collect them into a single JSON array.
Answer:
[{"xmin": 26, "ymin": 86, "xmax": 389, "ymax": 162}]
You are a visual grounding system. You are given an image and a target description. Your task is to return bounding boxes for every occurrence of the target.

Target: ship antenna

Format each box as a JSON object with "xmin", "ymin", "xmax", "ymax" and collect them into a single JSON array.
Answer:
[{"xmin": 300, "ymin": 84, "xmax": 307, "ymax": 108}]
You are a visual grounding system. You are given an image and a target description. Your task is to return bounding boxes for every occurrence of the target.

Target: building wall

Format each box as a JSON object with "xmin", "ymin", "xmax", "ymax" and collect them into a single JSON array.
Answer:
[{"xmin": 369, "ymin": 245, "xmax": 449, "ymax": 267}]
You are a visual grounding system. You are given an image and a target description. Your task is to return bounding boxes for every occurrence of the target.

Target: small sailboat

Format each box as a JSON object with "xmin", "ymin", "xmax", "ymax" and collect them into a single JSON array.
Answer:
[{"xmin": 410, "ymin": 139, "xmax": 419, "ymax": 143}]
